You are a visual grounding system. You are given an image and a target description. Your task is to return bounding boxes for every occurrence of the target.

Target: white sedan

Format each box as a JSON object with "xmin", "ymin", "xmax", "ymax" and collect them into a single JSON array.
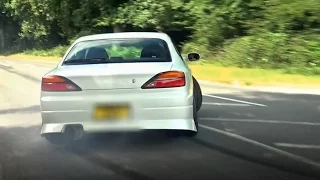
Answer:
[{"xmin": 40, "ymin": 32, "xmax": 203, "ymax": 144}]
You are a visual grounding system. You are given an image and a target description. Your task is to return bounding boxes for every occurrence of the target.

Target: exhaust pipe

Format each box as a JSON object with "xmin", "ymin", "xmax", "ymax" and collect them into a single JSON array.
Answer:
[{"xmin": 64, "ymin": 125, "xmax": 84, "ymax": 141}]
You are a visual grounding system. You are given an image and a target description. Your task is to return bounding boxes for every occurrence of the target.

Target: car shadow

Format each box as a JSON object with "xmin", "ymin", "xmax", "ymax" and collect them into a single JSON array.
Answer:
[{"xmin": 65, "ymin": 130, "xmax": 181, "ymax": 152}]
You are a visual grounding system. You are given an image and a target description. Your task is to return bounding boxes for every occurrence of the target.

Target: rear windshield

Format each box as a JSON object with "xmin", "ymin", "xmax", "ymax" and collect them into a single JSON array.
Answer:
[{"xmin": 62, "ymin": 38, "xmax": 171, "ymax": 65}]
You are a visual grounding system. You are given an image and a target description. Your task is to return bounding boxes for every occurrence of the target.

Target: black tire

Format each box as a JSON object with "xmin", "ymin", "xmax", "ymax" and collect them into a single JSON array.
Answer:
[{"xmin": 193, "ymin": 76, "xmax": 202, "ymax": 112}]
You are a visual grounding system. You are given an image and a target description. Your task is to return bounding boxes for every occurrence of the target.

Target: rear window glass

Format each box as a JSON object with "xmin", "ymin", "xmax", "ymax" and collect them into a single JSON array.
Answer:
[{"xmin": 63, "ymin": 38, "xmax": 171, "ymax": 65}]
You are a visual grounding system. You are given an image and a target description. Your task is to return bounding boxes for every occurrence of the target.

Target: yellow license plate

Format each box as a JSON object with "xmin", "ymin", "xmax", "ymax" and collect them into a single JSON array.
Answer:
[{"xmin": 94, "ymin": 105, "xmax": 129, "ymax": 120}]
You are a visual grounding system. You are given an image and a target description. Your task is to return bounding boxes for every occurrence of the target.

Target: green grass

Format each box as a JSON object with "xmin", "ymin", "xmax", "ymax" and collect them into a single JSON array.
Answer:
[
  {"xmin": 1, "ymin": 46, "xmax": 68, "ymax": 61},
  {"xmin": 3, "ymin": 54, "xmax": 61, "ymax": 61},
  {"xmin": 189, "ymin": 63, "xmax": 320, "ymax": 88},
  {"xmin": 21, "ymin": 45, "xmax": 68, "ymax": 57},
  {"xmin": 1, "ymin": 53, "xmax": 320, "ymax": 88}
]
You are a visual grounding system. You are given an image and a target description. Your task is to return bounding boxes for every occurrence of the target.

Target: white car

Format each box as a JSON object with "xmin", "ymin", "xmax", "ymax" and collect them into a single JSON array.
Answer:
[{"xmin": 40, "ymin": 32, "xmax": 203, "ymax": 144}]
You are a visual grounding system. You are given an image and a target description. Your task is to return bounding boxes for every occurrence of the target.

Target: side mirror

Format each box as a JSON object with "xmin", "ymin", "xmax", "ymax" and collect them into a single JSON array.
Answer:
[{"xmin": 186, "ymin": 52, "xmax": 200, "ymax": 62}]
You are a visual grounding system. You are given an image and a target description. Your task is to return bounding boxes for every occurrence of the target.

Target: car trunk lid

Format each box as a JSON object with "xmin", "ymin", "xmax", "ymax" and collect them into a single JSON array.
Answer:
[{"xmin": 54, "ymin": 62, "xmax": 173, "ymax": 90}]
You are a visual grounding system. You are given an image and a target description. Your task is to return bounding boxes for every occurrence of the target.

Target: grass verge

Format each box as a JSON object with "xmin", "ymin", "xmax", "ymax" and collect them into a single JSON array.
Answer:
[
  {"xmin": 1, "ymin": 54, "xmax": 320, "ymax": 89},
  {"xmin": 1, "ymin": 54, "xmax": 61, "ymax": 61},
  {"xmin": 190, "ymin": 64, "xmax": 320, "ymax": 89}
]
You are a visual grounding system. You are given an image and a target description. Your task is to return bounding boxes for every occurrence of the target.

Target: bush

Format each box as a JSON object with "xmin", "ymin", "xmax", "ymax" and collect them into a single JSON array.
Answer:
[
  {"xmin": 284, "ymin": 67, "xmax": 320, "ymax": 76},
  {"xmin": 216, "ymin": 32, "xmax": 320, "ymax": 69},
  {"xmin": 22, "ymin": 45, "xmax": 69, "ymax": 57}
]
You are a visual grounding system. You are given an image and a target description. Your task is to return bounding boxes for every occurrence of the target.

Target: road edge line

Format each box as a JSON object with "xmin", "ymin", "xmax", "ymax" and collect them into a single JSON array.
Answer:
[
  {"xmin": 202, "ymin": 102, "xmax": 252, "ymax": 107},
  {"xmin": 203, "ymin": 94, "xmax": 268, "ymax": 107}
]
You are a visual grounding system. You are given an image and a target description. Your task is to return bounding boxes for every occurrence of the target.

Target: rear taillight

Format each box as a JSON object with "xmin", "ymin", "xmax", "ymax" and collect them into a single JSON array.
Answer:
[
  {"xmin": 41, "ymin": 75, "xmax": 82, "ymax": 92},
  {"xmin": 141, "ymin": 71, "xmax": 186, "ymax": 89}
]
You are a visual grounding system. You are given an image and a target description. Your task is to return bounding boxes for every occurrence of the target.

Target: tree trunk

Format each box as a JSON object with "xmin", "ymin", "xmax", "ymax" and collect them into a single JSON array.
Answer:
[
  {"xmin": 0, "ymin": 16, "xmax": 4, "ymax": 51},
  {"xmin": 113, "ymin": 24, "xmax": 124, "ymax": 33},
  {"xmin": 0, "ymin": 29, "xmax": 4, "ymax": 51}
]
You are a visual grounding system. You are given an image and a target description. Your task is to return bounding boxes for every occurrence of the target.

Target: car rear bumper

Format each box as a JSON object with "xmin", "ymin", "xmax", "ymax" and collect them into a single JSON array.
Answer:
[
  {"xmin": 41, "ymin": 119, "xmax": 196, "ymax": 134},
  {"xmin": 40, "ymin": 88, "xmax": 195, "ymax": 134}
]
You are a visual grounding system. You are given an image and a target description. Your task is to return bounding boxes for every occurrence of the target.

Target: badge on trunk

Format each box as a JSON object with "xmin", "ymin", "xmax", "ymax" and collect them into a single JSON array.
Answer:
[{"xmin": 132, "ymin": 79, "xmax": 136, "ymax": 83}]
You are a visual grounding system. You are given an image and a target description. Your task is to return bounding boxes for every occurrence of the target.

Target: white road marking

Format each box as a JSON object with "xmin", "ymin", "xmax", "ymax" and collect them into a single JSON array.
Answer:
[
  {"xmin": 274, "ymin": 143, "xmax": 320, "ymax": 149},
  {"xmin": 198, "ymin": 124, "xmax": 320, "ymax": 167},
  {"xmin": 224, "ymin": 128, "xmax": 236, "ymax": 133},
  {"xmin": 203, "ymin": 102, "xmax": 251, "ymax": 107},
  {"xmin": 199, "ymin": 117, "xmax": 320, "ymax": 126},
  {"xmin": 203, "ymin": 94, "xmax": 268, "ymax": 107}
]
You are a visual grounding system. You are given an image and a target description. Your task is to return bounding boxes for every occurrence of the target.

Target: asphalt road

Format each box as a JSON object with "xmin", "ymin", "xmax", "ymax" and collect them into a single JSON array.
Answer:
[{"xmin": 1, "ymin": 59, "xmax": 320, "ymax": 180}]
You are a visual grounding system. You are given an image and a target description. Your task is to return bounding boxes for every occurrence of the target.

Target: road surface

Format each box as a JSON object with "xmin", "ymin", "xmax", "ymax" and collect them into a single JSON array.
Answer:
[{"xmin": 1, "ymin": 59, "xmax": 320, "ymax": 180}]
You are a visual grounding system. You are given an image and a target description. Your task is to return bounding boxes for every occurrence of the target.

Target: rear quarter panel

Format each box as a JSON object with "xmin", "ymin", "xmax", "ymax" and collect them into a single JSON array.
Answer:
[{"xmin": 165, "ymin": 36, "xmax": 194, "ymax": 100}]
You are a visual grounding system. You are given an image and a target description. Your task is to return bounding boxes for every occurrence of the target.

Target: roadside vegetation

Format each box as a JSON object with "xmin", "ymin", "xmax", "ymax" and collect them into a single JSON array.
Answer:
[{"xmin": 0, "ymin": 0, "xmax": 320, "ymax": 86}]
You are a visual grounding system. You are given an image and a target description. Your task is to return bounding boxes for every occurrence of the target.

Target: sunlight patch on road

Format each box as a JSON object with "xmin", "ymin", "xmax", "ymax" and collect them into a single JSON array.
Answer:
[{"xmin": 0, "ymin": 114, "xmax": 41, "ymax": 128}]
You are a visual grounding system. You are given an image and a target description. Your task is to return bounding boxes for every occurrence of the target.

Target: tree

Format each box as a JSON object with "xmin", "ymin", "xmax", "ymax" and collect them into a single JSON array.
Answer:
[
  {"xmin": 113, "ymin": 0, "xmax": 194, "ymax": 32},
  {"xmin": 3, "ymin": 0, "xmax": 131, "ymax": 41},
  {"xmin": 264, "ymin": 0, "xmax": 320, "ymax": 33}
]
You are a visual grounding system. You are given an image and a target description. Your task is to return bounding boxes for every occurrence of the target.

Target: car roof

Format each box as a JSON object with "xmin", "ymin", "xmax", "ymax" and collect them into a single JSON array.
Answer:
[{"xmin": 75, "ymin": 32, "xmax": 171, "ymax": 43}]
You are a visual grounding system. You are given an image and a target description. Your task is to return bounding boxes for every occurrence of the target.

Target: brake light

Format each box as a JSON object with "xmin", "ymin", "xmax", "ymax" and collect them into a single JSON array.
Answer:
[
  {"xmin": 141, "ymin": 71, "xmax": 186, "ymax": 89},
  {"xmin": 41, "ymin": 75, "xmax": 82, "ymax": 92}
]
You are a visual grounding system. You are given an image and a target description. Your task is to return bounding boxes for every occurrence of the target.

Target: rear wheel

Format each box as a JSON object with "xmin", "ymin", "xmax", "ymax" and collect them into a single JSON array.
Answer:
[{"xmin": 193, "ymin": 76, "xmax": 202, "ymax": 112}]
